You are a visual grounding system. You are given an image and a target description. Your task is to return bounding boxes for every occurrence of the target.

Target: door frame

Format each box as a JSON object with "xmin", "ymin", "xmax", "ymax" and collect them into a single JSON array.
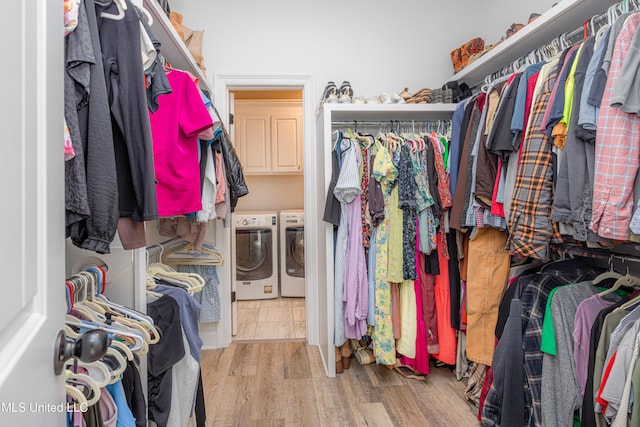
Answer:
[{"xmin": 213, "ymin": 74, "xmax": 319, "ymax": 348}]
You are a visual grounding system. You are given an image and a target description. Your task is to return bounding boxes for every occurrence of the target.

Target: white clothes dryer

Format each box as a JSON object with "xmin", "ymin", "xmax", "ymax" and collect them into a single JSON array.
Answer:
[
  {"xmin": 279, "ymin": 209, "xmax": 305, "ymax": 297},
  {"xmin": 232, "ymin": 211, "xmax": 278, "ymax": 300}
]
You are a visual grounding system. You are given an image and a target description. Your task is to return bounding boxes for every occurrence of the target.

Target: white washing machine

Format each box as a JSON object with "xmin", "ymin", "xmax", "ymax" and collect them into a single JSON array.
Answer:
[
  {"xmin": 280, "ymin": 209, "xmax": 305, "ymax": 297},
  {"xmin": 232, "ymin": 211, "xmax": 278, "ymax": 300}
]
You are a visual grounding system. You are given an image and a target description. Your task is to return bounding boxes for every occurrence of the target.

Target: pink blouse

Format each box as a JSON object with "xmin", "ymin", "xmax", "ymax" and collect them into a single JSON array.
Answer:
[{"xmin": 149, "ymin": 69, "xmax": 213, "ymax": 216}]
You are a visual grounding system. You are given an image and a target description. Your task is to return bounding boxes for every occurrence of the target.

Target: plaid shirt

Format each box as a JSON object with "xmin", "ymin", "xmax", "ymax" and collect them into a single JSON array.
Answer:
[
  {"xmin": 508, "ymin": 61, "xmax": 563, "ymax": 259},
  {"xmin": 593, "ymin": 14, "xmax": 640, "ymax": 240},
  {"xmin": 482, "ymin": 264, "xmax": 600, "ymax": 427}
]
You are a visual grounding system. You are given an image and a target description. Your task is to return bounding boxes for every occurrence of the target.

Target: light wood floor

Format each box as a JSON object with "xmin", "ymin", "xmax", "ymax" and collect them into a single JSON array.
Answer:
[
  {"xmin": 201, "ymin": 342, "xmax": 479, "ymax": 426},
  {"xmin": 234, "ymin": 298, "xmax": 306, "ymax": 341}
]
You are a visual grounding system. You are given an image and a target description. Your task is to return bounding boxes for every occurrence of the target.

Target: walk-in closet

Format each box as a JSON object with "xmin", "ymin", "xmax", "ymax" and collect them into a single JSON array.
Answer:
[{"xmin": 5, "ymin": 0, "xmax": 640, "ymax": 425}]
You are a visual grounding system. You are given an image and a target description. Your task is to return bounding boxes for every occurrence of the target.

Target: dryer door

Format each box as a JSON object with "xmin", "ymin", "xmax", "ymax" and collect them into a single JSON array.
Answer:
[
  {"xmin": 285, "ymin": 226, "xmax": 305, "ymax": 278},
  {"xmin": 235, "ymin": 228, "xmax": 273, "ymax": 281}
]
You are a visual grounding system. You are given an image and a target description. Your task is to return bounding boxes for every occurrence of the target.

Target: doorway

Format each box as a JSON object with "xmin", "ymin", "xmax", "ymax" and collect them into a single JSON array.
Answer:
[
  {"xmin": 213, "ymin": 75, "xmax": 318, "ymax": 347},
  {"xmin": 213, "ymin": 75, "xmax": 320, "ymax": 352},
  {"xmin": 231, "ymin": 89, "xmax": 304, "ymax": 341},
  {"xmin": 232, "ymin": 89, "xmax": 304, "ymax": 341}
]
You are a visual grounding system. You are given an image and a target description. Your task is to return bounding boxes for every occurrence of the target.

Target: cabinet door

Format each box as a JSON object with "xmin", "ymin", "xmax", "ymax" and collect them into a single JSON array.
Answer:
[
  {"xmin": 237, "ymin": 114, "xmax": 271, "ymax": 174},
  {"xmin": 271, "ymin": 110, "xmax": 302, "ymax": 173}
]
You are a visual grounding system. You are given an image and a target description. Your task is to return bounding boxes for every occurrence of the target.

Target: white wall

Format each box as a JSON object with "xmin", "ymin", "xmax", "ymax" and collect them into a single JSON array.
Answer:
[
  {"xmin": 169, "ymin": 0, "xmax": 557, "ymax": 99},
  {"xmin": 236, "ymin": 175, "xmax": 304, "ymax": 212}
]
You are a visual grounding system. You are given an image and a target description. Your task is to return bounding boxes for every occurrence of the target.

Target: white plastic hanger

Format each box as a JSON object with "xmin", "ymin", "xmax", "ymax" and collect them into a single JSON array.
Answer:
[
  {"xmin": 593, "ymin": 257, "xmax": 623, "ymax": 286},
  {"xmin": 130, "ymin": 0, "xmax": 153, "ymax": 25},
  {"xmin": 598, "ymin": 262, "xmax": 640, "ymax": 297},
  {"xmin": 101, "ymin": 0, "xmax": 126, "ymax": 21},
  {"xmin": 65, "ymin": 384, "xmax": 88, "ymax": 407},
  {"xmin": 66, "ymin": 370, "xmax": 101, "ymax": 406},
  {"xmin": 66, "ymin": 319, "xmax": 145, "ymax": 352},
  {"xmin": 65, "ymin": 359, "xmax": 111, "ymax": 388},
  {"xmin": 162, "ymin": 241, "xmax": 224, "ymax": 266}
]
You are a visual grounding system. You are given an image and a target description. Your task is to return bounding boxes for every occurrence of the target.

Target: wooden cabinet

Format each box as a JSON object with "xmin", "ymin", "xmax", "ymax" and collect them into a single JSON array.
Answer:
[{"xmin": 234, "ymin": 100, "xmax": 303, "ymax": 174}]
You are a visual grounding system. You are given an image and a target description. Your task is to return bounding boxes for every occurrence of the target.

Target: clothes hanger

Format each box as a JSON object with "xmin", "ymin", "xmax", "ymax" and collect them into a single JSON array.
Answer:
[
  {"xmin": 103, "ymin": 347, "xmax": 128, "ymax": 382},
  {"xmin": 112, "ymin": 317, "xmax": 153, "ymax": 345},
  {"xmin": 129, "ymin": 0, "xmax": 152, "ymax": 25},
  {"xmin": 65, "ymin": 383, "xmax": 88, "ymax": 407},
  {"xmin": 162, "ymin": 241, "xmax": 224, "ymax": 266},
  {"xmin": 66, "ymin": 370, "xmax": 101, "ymax": 406},
  {"xmin": 110, "ymin": 339, "xmax": 135, "ymax": 361},
  {"xmin": 593, "ymin": 256, "xmax": 623, "ymax": 287},
  {"xmin": 608, "ymin": 2, "xmax": 621, "ymax": 24},
  {"xmin": 598, "ymin": 262, "xmax": 640, "ymax": 297},
  {"xmin": 147, "ymin": 263, "xmax": 206, "ymax": 294},
  {"xmin": 72, "ymin": 305, "xmax": 104, "ymax": 323},
  {"xmin": 65, "ymin": 359, "xmax": 111, "ymax": 388},
  {"xmin": 100, "ymin": 0, "xmax": 126, "ymax": 21},
  {"xmin": 94, "ymin": 294, "xmax": 154, "ymax": 325},
  {"xmin": 66, "ymin": 319, "xmax": 145, "ymax": 352}
]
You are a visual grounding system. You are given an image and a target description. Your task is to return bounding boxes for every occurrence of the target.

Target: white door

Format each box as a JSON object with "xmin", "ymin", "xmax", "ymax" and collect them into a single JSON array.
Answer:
[{"xmin": 0, "ymin": 0, "xmax": 66, "ymax": 424}]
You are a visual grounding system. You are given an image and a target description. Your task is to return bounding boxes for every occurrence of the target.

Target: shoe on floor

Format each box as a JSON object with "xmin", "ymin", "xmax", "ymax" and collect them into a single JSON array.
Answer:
[
  {"xmin": 392, "ymin": 364, "xmax": 426, "ymax": 380},
  {"xmin": 335, "ymin": 346, "xmax": 344, "ymax": 374}
]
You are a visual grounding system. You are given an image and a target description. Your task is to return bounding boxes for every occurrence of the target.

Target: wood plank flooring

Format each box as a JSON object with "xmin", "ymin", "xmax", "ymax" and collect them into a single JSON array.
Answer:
[
  {"xmin": 201, "ymin": 342, "xmax": 479, "ymax": 426},
  {"xmin": 235, "ymin": 298, "xmax": 306, "ymax": 341}
]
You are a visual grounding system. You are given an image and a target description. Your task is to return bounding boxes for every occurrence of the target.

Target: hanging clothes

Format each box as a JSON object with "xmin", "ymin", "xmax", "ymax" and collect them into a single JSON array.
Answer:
[
  {"xmin": 333, "ymin": 135, "xmax": 362, "ymax": 346},
  {"xmin": 149, "ymin": 69, "xmax": 213, "ymax": 217},
  {"xmin": 67, "ymin": 0, "xmax": 119, "ymax": 254},
  {"xmin": 96, "ymin": 0, "xmax": 158, "ymax": 223},
  {"xmin": 373, "ymin": 143, "xmax": 397, "ymax": 366}
]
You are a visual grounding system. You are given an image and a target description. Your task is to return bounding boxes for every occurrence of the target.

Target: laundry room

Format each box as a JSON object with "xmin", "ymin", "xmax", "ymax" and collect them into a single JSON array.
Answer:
[{"xmin": 230, "ymin": 89, "xmax": 306, "ymax": 341}]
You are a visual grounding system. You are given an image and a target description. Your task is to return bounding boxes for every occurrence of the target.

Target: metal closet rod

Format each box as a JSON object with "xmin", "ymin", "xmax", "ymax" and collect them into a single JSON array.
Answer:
[
  {"xmin": 331, "ymin": 120, "xmax": 450, "ymax": 127},
  {"xmin": 553, "ymin": 244, "xmax": 640, "ymax": 263}
]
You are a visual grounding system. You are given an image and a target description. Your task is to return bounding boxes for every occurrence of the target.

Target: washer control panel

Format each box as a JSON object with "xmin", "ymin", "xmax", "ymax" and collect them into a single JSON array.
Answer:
[{"xmin": 235, "ymin": 214, "xmax": 277, "ymax": 227}]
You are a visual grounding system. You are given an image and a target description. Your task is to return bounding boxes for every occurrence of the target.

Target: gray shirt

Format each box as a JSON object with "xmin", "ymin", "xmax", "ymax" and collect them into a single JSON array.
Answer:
[
  {"xmin": 64, "ymin": 0, "xmax": 92, "ymax": 227},
  {"xmin": 541, "ymin": 282, "xmax": 598, "ymax": 427},
  {"xmin": 611, "ymin": 14, "xmax": 640, "ymax": 114}
]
